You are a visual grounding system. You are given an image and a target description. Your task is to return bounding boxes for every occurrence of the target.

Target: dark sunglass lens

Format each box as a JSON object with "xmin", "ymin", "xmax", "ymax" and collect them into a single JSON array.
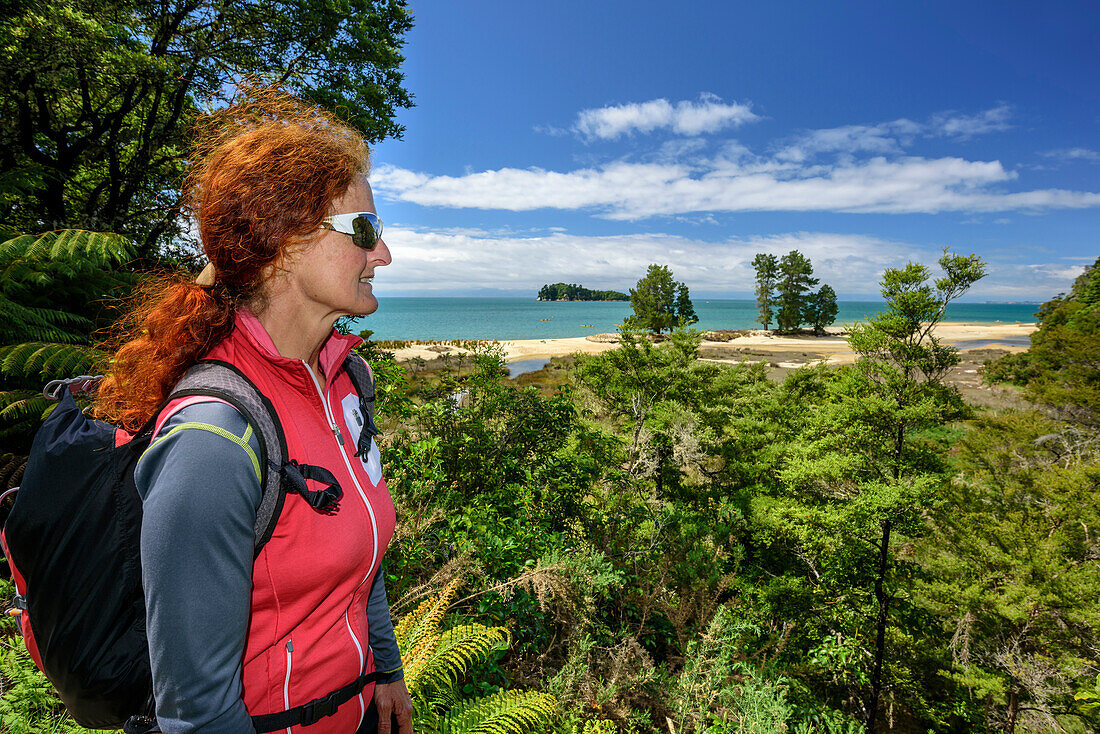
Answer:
[{"xmin": 351, "ymin": 215, "xmax": 378, "ymax": 250}]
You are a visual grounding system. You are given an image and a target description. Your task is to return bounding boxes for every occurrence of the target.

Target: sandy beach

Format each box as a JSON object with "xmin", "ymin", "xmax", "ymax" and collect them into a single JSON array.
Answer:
[{"xmin": 391, "ymin": 321, "xmax": 1036, "ymax": 366}]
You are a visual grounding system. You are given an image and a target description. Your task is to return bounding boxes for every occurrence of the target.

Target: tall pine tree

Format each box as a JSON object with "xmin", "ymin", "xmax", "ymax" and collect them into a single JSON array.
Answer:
[
  {"xmin": 752, "ymin": 253, "xmax": 779, "ymax": 330},
  {"xmin": 804, "ymin": 284, "xmax": 839, "ymax": 336},
  {"xmin": 626, "ymin": 265, "xmax": 697, "ymax": 334},
  {"xmin": 776, "ymin": 251, "xmax": 818, "ymax": 332}
]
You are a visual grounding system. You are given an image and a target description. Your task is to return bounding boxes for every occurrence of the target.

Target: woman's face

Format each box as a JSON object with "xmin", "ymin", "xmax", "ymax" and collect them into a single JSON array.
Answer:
[{"xmin": 282, "ymin": 177, "xmax": 392, "ymax": 323}]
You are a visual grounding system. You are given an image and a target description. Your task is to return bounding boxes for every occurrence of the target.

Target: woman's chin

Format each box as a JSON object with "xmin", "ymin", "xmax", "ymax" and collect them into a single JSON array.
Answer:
[{"xmin": 356, "ymin": 292, "xmax": 379, "ymax": 316}]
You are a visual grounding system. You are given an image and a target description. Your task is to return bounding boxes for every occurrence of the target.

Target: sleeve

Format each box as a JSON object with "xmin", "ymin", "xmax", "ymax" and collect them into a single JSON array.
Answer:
[
  {"xmin": 134, "ymin": 401, "xmax": 263, "ymax": 734},
  {"xmin": 366, "ymin": 566, "xmax": 404, "ymax": 683}
]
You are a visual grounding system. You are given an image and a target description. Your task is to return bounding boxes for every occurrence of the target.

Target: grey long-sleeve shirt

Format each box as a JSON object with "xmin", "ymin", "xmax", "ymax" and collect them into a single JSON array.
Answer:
[{"xmin": 135, "ymin": 401, "xmax": 402, "ymax": 734}]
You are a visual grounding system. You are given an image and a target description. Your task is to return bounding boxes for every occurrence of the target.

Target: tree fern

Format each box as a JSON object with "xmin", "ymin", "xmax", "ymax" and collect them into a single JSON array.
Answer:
[
  {"xmin": 394, "ymin": 579, "xmax": 558, "ymax": 734},
  {"xmin": 0, "ymin": 343, "xmax": 103, "ymax": 384},
  {"xmin": 0, "ymin": 391, "xmax": 58, "ymax": 446},
  {"xmin": 0, "ymin": 230, "xmax": 135, "ymax": 451},
  {"xmin": 0, "ymin": 298, "xmax": 95, "ymax": 345},
  {"xmin": 0, "ymin": 230, "xmax": 133, "ymax": 272},
  {"xmin": 0, "ymin": 230, "xmax": 137, "ymax": 314}
]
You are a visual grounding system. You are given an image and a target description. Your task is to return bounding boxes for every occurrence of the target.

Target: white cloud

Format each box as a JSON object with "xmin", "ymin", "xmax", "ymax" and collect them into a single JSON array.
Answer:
[
  {"xmin": 375, "ymin": 104, "xmax": 1100, "ymax": 219},
  {"xmin": 572, "ymin": 93, "xmax": 759, "ymax": 140},
  {"xmin": 777, "ymin": 120, "xmax": 922, "ymax": 161},
  {"xmin": 372, "ymin": 226, "xmax": 1076, "ymax": 299},
  {"xmin": 374, "ymin": 228, "xmax": 916, "ymax": 294},
  {"xmin": 776, "ymin": 106, "xmax": 1010, "ymax": 161},
  {"xmin": 931, "ymin": 104, "xmax": 1012, "ymax": 138},
  {"xmin": 1042, "ymin": 147, "xmax": 1100, "ymax": 162},
  {"xmin": 372, "ymin": 156, "xmax": 1100, "ymax": 220}
]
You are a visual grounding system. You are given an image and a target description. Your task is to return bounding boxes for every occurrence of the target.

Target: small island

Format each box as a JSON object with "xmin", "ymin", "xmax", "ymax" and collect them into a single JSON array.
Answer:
[{"xmin": 537, "ymin": 282, "xmax": 628, "ymax": 301}]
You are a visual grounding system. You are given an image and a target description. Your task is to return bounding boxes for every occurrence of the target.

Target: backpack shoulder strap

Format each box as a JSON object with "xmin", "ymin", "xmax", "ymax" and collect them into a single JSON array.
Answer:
[
  {"xmin": 167, "ymin": 360, "xmax": 287, "ymax": 555},
  {"xmin": 341, "ymin": 354, "xmax": 381, "ymax": 459}
]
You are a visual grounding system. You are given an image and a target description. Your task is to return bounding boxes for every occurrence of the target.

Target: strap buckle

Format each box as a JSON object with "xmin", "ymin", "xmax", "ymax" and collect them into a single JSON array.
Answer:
[{"xmin": 299, "ymin": 690, "xmax": 341, "ymax": 727}]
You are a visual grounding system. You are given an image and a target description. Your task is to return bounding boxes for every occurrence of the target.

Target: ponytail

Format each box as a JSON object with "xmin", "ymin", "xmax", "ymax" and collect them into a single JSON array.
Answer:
[{"xmin": 94, "ymin": 277, "xmax": 238, "ymax": 431}]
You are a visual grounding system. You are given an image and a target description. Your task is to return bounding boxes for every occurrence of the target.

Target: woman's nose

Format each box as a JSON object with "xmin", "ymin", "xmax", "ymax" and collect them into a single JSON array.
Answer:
[{"xmin": 371, "ymin": 238, "xmax": 392, "ymax": 266}]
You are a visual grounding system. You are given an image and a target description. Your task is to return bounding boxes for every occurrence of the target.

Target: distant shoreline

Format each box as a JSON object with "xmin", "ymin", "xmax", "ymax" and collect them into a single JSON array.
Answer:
[
  {"xmin": 391, "ymin": 321, "xmax": 1036, "ymax": 365},
  {"xmin": 356, "ymin": 299, "xmax": 1039, "ymax": 342}
]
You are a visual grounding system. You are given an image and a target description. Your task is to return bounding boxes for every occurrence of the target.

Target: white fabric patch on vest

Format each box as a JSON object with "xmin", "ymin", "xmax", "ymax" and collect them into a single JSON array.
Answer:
[{"xmin": 341, "ymin": 392, "xmax": 383, "ymax": 484}]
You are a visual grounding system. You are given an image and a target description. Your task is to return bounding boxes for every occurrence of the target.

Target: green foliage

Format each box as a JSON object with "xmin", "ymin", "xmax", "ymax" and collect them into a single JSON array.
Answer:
[
  {"xmin": 0, "ymin": 0, "xmax": 414, "ymax": 252},
  {"xmin": 674, "ymin": 606, "xmax": 794, "ymax": 734},
  {"xmin": 985, "ymin": 257, "xmax": 1100, "ymax": 424},
  {"xmin": 0, "ymin": 648, "xmax": 104, "ymax": 734},
  {"xmin": 1076, "ymin": 674, "xmax": 1100, "ymax": 715},
  {"xmin": 802, "ymin": 285, "xmax": 838, "ymax": 336},
  {"xmin": 776, "ymin": 251, "xmax": 819, "ymax": 332},
  {"xmin": 381, "ymin": 343, "xmax": 621, "ymax": 662},
  {"xmin": 625, "ymin": 265, "xmax": 698, "ymax": 334},
  {"xmin": 575, "ymin": 329, "xmax": 706, "ymax": 476},
  {"xmin": 395, "ymin": 579, "xmax": 557, "ymax": 734},
  {"xmin": 437, "ymin": 689, "xmax": 559, "ymax": 734},
  {"xmin": 0, "ymin": 230, "xmax": 134, "ymax": 345},
  {"xmin": 3, "ymin": 243, "xmax": 1087, "ymax": 734},
  {"xmin": 916, "ymin": 411, "xmax": 1100, "ymax": 733},
  {"xmin": 0, "ymin": 230, "xmax": 136, "ymax": 450},
  {"xmin": 752, "ymin": 253, "xmax": 780, "ymax": 330},
  {"xmin": 757, "ymin": 250, "xmax": 986, "ymax": 730},
  {"xmin": 675, "ymin": 284, "xmax": 697, "ymax": 328},
  {"xmin": 538, "ymin": 283, "xmax": 628, "ymax": 301},
  {"xmin": 758, "ymin": 250, "xmax": 839, "ymax": 334}
]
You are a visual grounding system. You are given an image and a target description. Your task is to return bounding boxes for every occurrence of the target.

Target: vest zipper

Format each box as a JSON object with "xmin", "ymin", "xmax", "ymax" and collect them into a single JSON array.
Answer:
[
  {"xmin": 283, "ymin": 639, "xmax": 294, "ymax": 734},
  {"xmin": 302, "ymin": 361, "xmax": 379, "ymax": 679}
]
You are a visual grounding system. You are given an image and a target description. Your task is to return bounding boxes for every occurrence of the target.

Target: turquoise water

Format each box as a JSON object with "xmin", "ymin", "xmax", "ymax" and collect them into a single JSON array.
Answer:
[{"xmin": 351, "ymin": 299, "xmax": 1040, "ymax": 341}]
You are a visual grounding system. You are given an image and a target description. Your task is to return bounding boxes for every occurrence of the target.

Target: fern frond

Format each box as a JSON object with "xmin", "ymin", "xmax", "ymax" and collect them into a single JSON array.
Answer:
[
  {"xmin": 0, "ymin": 391, "xmax": 56, "ymax": 425},
  {"xmin": 0, "ymin": 453, "xmax": 27, "ymax": 491},
  {"xmin": 425, "ymin": 687, "xmax": 461, "ymax": 713},
  {"xmin": 416, "ymin": 624, "xmax": 511, "ymax": 694},
  {"xmin": 0, "ymin": 342, "xmax": 104, "ymax": 382},
  {"xmin": 0, "ymin": 230, "xmax": 134, "ymax": 269},
  {"xmin": 396, "ymin": 577, "xmax": 464, "ymax": 655},
  {"xmin": 0, "ymin": 298, "xmax": 93, "ymax": 345},
  {"xmin": 403, "ymin": 632, "xmax": 441, "ymax": 693},
  {"xmin": 440, "ymin": 689, "xmax": 557, "ymax": 734},
  {"xmin": 392, "ymin": 578, "xmax": 556, "ymax": 734}
]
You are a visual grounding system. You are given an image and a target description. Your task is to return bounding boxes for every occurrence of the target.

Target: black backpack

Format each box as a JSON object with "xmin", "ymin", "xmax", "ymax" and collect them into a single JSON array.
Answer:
[{"xmin": 1, "ymin": 356, "xmax": 381, "ymax": 731}]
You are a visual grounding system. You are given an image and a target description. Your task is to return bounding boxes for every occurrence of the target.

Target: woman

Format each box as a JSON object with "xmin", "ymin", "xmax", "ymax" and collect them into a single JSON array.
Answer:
[{"xmin": 95, "ymin": 95, "xmax": 412, "ymax": 733}]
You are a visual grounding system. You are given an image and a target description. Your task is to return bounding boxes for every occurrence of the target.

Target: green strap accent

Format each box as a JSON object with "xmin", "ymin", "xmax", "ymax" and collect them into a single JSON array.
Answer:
[{"xmin": 150, "ymin": 421, "xmax": 262, "ymax": 484}]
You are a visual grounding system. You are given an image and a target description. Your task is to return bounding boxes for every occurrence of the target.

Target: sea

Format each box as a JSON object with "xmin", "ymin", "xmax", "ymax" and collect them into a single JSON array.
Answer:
[{"xmin": 350, "ymin": 298, "xmax": 1040, "ymax": 343}]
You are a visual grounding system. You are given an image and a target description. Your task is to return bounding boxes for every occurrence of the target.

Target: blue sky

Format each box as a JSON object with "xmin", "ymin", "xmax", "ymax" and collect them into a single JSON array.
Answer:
[{"xmin": 368, "ymin": 0, "xmax": 1100, "ymax": 300}]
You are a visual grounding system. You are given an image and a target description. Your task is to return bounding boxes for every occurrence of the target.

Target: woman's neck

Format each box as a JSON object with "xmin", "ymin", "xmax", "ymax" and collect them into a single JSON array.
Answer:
[{"xmin": 251, "ymin": 298, "xmax": 333, "ymax": 376}]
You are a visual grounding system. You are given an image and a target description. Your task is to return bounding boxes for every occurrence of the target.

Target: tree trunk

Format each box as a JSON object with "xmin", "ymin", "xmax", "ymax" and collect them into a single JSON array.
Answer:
[
  {"xmin": 865, "ymin": 518, "xmax": 892, "ymax": 733},
  {"xmin": 1005, "ymin": 681, "xmax": 1018, "ymax": 734}
]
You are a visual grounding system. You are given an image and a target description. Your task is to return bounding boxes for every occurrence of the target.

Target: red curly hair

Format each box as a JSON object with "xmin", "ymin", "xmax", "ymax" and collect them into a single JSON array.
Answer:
[{"xmin": 95, "ymin": 89, "xmax": 369, "ymax": 431}]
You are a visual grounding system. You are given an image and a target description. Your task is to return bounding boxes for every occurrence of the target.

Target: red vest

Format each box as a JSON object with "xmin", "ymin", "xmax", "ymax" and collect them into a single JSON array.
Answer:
[{"xmin": 206, "ymin": 310, "xmax": 396, "ymax": 733}]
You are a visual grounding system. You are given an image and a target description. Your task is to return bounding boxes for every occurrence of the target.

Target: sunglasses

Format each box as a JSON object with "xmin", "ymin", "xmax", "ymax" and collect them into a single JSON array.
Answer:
[{"xmin": 320, "ymin": 212, "xmax": 384, "ymax": 250}]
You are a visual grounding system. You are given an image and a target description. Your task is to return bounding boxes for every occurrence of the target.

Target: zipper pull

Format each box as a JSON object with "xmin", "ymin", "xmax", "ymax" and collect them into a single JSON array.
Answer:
[
  {"xmin": 286, "ymin": 640, "xmax": 293, "ymax": 653},
  {"xmin": 332, "ymin": 422, "xmax": 344, "ymax": 445}
]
